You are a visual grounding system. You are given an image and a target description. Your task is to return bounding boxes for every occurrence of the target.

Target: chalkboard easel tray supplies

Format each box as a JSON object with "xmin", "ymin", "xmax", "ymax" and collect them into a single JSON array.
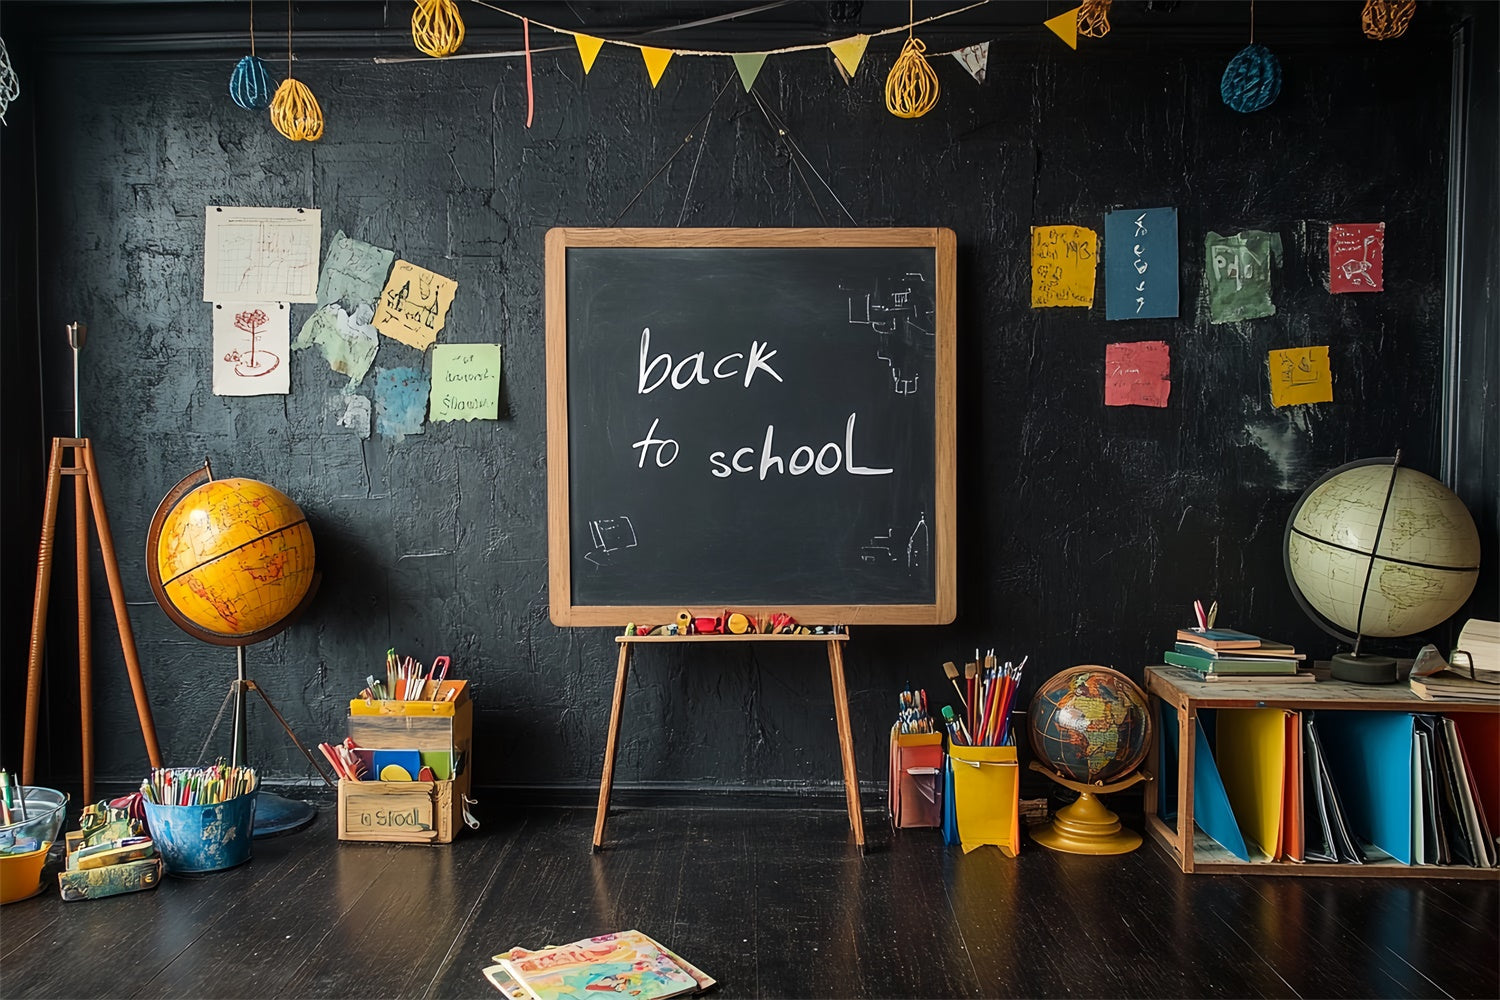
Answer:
[
  {"xmin": 545, "ymin": 227, "xmax": 958, "ymax": 628},
  {"xmin": 623, "ymin": 609, "xmax": 845, "ymax": 636}
]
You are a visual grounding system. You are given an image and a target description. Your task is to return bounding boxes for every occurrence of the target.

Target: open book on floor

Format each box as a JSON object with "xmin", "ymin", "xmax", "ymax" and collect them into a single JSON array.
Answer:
[{"xmin": 486, "ymin": 930, "xmax": 714, "ymax": 1000}]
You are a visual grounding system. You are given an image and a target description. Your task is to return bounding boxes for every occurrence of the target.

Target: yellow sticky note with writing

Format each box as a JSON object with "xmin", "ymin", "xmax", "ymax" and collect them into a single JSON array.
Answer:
[
  {"xmin": 1031, "ymin": 225, "xmax": 1097, "ymax": 307},
  {"xmin": 1267, "ymin": 346, "xmax": 1333, "ymax": 408}
]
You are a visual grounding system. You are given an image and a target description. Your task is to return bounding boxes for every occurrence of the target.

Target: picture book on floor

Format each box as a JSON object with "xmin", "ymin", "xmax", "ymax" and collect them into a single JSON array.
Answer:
[{"xmin": 483, "ymin": 930, "xmax": 713, "ymax": 1000}]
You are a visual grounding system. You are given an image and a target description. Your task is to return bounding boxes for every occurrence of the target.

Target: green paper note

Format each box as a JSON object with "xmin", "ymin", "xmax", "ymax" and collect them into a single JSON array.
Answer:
[{"xmin": 429, "ymin": 344, "xmax": 501, "ymax": 422}]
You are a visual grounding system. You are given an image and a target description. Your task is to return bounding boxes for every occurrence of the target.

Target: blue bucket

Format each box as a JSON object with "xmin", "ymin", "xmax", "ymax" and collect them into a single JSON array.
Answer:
[{"xmin": 143, "ymin": 792, "xmax": 258, "ymax": 874}]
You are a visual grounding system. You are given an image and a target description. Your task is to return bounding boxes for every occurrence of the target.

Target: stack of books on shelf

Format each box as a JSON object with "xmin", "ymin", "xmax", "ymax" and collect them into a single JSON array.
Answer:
[
  {"xmin": 1409, "ymin": 621, "xmax": 1500, "ymax": 702},
  {"xmin": 1164, "ymin": 628, "xmax": 1312, "ymax": 682}
]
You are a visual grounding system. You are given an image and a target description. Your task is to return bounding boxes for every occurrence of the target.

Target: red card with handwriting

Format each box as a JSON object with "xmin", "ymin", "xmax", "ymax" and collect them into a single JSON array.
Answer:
[
  {"xmin": 1329, "ymin": 222, "xmax": 1384, "ymax": 293},
  {"xmin": 1105, "ymin": 340, "xmax": 1170, "ymax": 408}
]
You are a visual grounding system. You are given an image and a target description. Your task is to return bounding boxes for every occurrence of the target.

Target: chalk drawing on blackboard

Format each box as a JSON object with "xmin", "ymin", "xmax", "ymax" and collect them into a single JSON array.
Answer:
[
  {"xmin": 845, "ymin": 273, "xmax": 934, "ymax": 395},
  {"xmin": 585, "ymin": 516, "xmax": 639, "ymax": 568},
  {"xmin": 860, "ymin": 512, "xmax": 929, "ymax": 575}
]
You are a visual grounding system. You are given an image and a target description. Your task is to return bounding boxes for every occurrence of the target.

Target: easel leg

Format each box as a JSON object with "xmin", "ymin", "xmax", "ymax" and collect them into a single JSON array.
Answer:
[
  {"xmin": 22, "ymin": 441, "xmax": 65, "ymax": 786},
  {"xmin": 592, "ymin": 641, "xmax": 631, "ymax": 853},
  {"xmin": 81, "ymin": 441, "xmax": 162, "ymax": 770},
  {"xmin": 74, "ymin": 462, "xmax": 95, "ymax": 804},
  {"xmin": 827, "ymin": 640, "xmax": 866, "ymax": 849}
]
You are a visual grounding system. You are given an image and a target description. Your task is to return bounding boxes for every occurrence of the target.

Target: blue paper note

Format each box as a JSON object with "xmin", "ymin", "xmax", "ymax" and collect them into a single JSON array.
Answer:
[
  {"xmin": 1314, "ymin": 712, "xmax": 1414, "ymax": 864},
  {"xmin": 373, "ymin": 366, "xmax": 430, "ymax": 443},
  {"xmin": 1104, "ymin": 207, "xmax": 1179, "ymax": 320}
]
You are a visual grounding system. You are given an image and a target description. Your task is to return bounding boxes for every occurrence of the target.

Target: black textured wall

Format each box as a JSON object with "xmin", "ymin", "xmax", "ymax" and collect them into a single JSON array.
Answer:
[{"xmin": 3, "ymin": 2, "xmax": 1494, "ymax": 798}]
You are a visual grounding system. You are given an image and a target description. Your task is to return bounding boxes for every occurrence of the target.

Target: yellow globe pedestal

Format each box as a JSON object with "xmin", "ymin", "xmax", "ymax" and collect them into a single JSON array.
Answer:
[{"xmin": 1028, "ymin": 763, "xmax": 1148, "ymax": 855}]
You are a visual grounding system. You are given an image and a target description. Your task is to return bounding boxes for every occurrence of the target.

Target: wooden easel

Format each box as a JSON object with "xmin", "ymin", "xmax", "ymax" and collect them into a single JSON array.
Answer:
[
  {"xmin": 592, "ymin": 631, "xmax": 864, "ymax": 852},
  {"xmin": 23, "ymin": 437, "xmax": 163, "ymax": 802}
]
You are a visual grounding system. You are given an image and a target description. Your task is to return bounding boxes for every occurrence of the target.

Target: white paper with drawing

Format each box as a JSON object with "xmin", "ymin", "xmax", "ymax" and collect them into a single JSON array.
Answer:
[
  {"xmin": 203, "ymin": 206, "xmax": 322, "ymax": 303},
  {"xmin": 213, "ymin": 301, "xmax": 290, "ymax": 396}
]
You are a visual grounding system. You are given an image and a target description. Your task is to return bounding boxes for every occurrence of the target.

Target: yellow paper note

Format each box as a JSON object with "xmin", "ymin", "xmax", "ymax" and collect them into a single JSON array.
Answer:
[
  {"xmin": 372, "ymin": 260, "xmax": 457, "ymax": 351},
  {"xmin": 1031, "ymin": 225, "xmax": 1097, "ymax": 308},
  {"xmin": 1267, "ymin": 345, "xmax": 1333, "ymax": 408},
  {"xmin": 1214, "ymin": 708, "xmax": 1287, "ymax": 861}
]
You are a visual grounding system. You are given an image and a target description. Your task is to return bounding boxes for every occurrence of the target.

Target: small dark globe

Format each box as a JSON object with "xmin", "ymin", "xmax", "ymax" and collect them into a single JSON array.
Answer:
[{"xmin": 1028, "ymin": 666, "xmax": 1152, "ymax": 785}]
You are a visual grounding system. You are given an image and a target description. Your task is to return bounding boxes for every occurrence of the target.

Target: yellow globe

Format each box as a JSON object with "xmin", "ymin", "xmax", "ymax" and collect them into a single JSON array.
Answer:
[{"xmin": 155, "ymin": 478, "xmax": 316, "ymax": 640}]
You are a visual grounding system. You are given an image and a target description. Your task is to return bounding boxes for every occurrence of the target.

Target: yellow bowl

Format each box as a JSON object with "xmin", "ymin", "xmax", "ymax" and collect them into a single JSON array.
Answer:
[{"xmin": 0, "ymin": 841, "xmax": 52, "ymax": 904}]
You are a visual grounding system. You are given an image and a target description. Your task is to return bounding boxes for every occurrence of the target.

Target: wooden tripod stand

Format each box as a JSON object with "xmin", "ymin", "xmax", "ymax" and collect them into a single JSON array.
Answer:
[{"xmin": 24, "ymin": 436, "xmax": 163, "ymax": 802}]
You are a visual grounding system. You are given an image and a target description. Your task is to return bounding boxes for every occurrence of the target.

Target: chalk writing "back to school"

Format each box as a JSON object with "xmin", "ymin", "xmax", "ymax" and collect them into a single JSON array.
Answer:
[{"xmin": 631, "ymin": 328, "xmax": 894, "ymax": 481}]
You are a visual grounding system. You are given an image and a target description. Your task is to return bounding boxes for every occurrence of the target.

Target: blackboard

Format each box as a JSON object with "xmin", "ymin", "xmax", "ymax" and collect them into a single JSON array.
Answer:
[{"xmin": 545, "ymin": 228, "xmax": 956, "ymax": 626}]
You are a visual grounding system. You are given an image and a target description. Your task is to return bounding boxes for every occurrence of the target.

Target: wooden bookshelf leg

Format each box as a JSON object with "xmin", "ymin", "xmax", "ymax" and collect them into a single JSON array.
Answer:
[
  {"xmin": 1178, "ymin": 705, "xmax": 1195, "ymax": 873},
  {"xmin": 826, "ymin": 639, "xmax": 865, "ymax": 849},
  {"xmin": 592, "ymin": 641, "xmax": 632, "ymax": 853}
]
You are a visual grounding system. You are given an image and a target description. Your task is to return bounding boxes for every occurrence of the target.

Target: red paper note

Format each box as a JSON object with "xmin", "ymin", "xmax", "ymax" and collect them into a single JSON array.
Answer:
[
  {"xmin": 1105, "ymin": 340, "xmax": 1171, "ymax": 408},
  {"xmin": 1329, "ymin": 222, "xmax": 1384, "ymax": 293}
]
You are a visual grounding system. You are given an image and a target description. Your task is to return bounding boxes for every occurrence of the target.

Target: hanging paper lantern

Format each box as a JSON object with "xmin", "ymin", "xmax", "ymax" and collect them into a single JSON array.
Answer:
[
  {"xmin": 1079, "ymin": 0, "xmax": 1113, "ymax": 39},
  {"xmin": 1362, "ymin": 0, "xmax": 1415, "ymax": 40},
  {"xmin": 885, "ymin": 36, "xmax": 939, "ymax": 119},
  {"xmin": 0, "ymin": 37, "xmax": 20, "ymax": 125},
  {"xmin": 412, "ymin": 0, "xmax": 465, "ymax": 58},
  {"xmin": 1220, "ymin": 43, "xmax": 1281, "ymax": 114},
  {"xmin": 270, "ymin": 77, "xmax": 323, "ymax": 141},
  {"xmin": 229, "ymin": 55, "xmax": 274, "ymax": 110}
]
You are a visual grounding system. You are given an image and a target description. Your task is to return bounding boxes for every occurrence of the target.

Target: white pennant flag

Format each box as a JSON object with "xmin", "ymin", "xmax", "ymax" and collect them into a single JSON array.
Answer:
[{"xmin": 952, "ymin": 42, "xmax": 990, "ymax": 85}]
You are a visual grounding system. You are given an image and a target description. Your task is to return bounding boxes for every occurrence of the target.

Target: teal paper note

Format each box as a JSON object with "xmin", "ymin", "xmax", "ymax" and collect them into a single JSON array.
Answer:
[
  {"xmin": 429, "ymin": 344, "xmax": 501, "ymax": 422},
  {"xmin": 316, "ymin": 230, "xmax": 395, "ymax": 310},
  {"xmin": 374, "ymin": 366, "xmax": 430, "ymax": 443},
  {"xmin": 1205, "ymin": 230, "xmax": 1282, "ymax": 324}
]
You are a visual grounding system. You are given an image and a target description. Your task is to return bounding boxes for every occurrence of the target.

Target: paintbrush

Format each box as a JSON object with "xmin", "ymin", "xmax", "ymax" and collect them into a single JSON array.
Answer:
[{"xmin": 942, "ymin": 661, "xmax": 969, "ymax": 712}]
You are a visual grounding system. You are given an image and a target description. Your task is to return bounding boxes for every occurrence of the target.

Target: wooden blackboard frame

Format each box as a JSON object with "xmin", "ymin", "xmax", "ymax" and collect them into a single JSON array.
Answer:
[{"xmin": 545, "ymin": 227, "xmax": 957, "ymax": 627}]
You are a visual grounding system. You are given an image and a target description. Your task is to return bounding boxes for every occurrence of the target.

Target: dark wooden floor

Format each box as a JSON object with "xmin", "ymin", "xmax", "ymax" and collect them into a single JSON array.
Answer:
[{"xmin": 2, "ymin": 801, "xmax": 1497, "ymax": 999}]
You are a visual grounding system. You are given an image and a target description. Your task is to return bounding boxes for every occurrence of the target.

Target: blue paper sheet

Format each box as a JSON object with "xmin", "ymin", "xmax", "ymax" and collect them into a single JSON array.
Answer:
[
  {"xmin": 1104, "ymin": 207, "xmax": 1179, "ymax": 320},
  {"xmin": 1314, "ymin": 711, "xmax": 1414, "ymax": 864}
]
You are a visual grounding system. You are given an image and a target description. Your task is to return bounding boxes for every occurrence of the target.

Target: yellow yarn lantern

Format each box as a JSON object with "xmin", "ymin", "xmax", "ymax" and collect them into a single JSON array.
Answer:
[
  {"xmin": 885, "ymin": 36, "xmax": 939, "ymax": 119},
  {"xmin": 270, "ymin": 78, "xmax": 323, "ymax": 141},
  {"xmin": 412, "ymin": 0, "xmax": 465, "ymax": 58},
  {"xmin": 1079, "ymin": 0, "xmax": 1113, "ymax": 39},
  {"xmin": 1361, "ymin": 0, "xmax": 1415, "ymax": 40}
]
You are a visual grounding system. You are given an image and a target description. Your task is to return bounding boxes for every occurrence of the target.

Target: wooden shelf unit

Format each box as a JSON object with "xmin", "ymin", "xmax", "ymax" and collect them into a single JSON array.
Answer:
[{"xmin": 1143, "ymin": 665, "xmax": 1500, "ymax": 878}]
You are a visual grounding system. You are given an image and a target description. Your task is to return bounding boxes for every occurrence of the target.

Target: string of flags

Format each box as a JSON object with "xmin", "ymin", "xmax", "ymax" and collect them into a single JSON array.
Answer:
[{"xmin": 219, "ymin": 0, "xmax": 1425, "ymax": 139}]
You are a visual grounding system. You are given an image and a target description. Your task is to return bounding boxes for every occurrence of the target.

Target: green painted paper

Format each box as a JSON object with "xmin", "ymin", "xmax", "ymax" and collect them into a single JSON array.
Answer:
[{"xmin": 1206, "ymin": 230, "xmax": 1282, "ymax": 324}]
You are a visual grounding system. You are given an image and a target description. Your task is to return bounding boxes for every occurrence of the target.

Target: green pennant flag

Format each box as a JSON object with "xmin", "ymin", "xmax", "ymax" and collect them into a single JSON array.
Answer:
[{"xmin": 732, "ymin": 52, "xmax": 767, "ymax": 92}]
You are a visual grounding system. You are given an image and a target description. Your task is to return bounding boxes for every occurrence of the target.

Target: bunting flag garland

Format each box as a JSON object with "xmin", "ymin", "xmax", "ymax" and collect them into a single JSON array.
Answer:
[
  {"xmin": 951, "ymin": 41, "xmax": 989, "ymax": 84},
  {"xmin": 732, "ymin": 52, "xmax": 767, "ymax": 92},
  {"xmin": 574, "ymin": 32, "xmax": 605, "ymax": 74},
  {"xmin": 641, "ymin": 46, "xmax": 673, "ymax": 88},
  {"xmin": 827, "ymin": 34, "xmax": 870, "ymax": 80},
  {"xmin": 1044, "ymin": 7, "xmax": 1081, "ymax": 50}
]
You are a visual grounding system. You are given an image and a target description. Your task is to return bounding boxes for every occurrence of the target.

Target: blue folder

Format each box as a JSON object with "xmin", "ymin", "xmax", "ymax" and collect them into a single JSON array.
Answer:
[
  {"xmin": 1314, "ymin": 712, "xmax": 1415, "ymax": 864},
  {"xmin": 1160, "ymin": 705, "xmax": 1248, "ymax": 860}
]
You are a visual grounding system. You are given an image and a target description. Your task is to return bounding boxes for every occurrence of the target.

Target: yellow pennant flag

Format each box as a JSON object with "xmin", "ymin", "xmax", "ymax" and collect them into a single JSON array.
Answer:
[
  {"xmin": 827, "ymin": 34, "xmax": 869, "ymax": 80},
  {"xmin": 1045, "ymin": 7, "xmax": 1080, "ymax": 50},
  {"xmin": 574, "ymin": 33, "xmax": 605, "ymax": 74},
  {"xmin": 640, "ymin": 46, "xmax": 673, "ymax": 87}
]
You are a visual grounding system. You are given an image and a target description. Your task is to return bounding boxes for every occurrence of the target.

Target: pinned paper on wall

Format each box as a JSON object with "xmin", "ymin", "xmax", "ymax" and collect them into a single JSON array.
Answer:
[
  {"xmin": 1105, "ymin": 207, "xmax": 1178, "ymax": 320},
  {"xmin": 293, "ymin": 302, "xmax": 380, "ymax": 386},
  {"xmin": 203, "ymin": 206, "xmax": 321, "ymax": 303},
  {"xmin": 1267, "ymin": 346, "xmax": 1333, "ymax": 408},
  {"xmin": 212, "ymin": 302, "xmax": 290, "ymax": 396},
  {"xmin": 1031, "ymin": 225, "xmax": 1097, "ymax": 308},
  {"xmin": 374, "ymin": 365, "xmax": 431, "ymax": 442},
  {"xmin": 335, "ymin": 392, "xmax": 372, "ymax": 440},
  {"xmin": 1206, "ymin": 230, "xmax": 1282, "ymax": 324},
  {"xmin": 316, "ymin": 230, "xmax": 396, "ymax": 309},
  {"xmin": 430, "ymin": 344, "xmax": 502, "ymax": 422},
  {"xmin": 951, "ymin": 42, "xmax": 989, "ymax": 84},
  {"xmin": 1104, "ymin": 340, "xmax": 1171, "ymax": 408},
  {"xmin": 373, "ymin": 260, "xmax": 458, "ymax": 351},
  {"xmin": 1329, "ymin": 222, "xmax": 1385, "ymax": 293}
]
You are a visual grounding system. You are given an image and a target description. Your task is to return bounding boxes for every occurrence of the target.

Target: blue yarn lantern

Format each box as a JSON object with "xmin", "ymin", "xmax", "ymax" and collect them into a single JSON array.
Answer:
[
  {"xmin": 229, "ymin": 55, "xmax": 274, "ymax": 111},
  {"xmin": 1220, "ymin": 43, "xmax": 1281, "ymax": 114}
]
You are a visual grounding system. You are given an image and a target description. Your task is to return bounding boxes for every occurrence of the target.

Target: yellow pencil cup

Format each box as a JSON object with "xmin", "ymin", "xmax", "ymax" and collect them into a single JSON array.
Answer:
[{"xmin": 947, "ymin": 743, "xmax": 1021, "ymax": 856}]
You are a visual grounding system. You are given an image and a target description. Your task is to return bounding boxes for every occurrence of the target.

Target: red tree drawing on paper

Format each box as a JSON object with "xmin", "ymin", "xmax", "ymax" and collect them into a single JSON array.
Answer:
[{"xmin": 224, "ymin": 307, "xmax": 281, "ymax": 378}]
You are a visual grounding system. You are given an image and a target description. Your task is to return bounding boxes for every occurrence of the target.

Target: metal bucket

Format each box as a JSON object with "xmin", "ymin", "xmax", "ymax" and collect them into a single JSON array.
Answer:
[{"xmin": 143, "ymin": 792, "xmax": 258, "ymax": 874}]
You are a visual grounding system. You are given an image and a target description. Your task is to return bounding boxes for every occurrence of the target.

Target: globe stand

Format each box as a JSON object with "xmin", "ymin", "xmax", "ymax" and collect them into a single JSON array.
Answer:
[
  {"xmin": 1027, "ymin": 762, "xmax": 1149, "ymax": 855},
  {"xmin": 1329, "ymin": 651, "xmax": 1399, "ymax": 685},
  {"xmin": 146, "ymin": 460, "xmax": 332, "ymax": 839}
]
